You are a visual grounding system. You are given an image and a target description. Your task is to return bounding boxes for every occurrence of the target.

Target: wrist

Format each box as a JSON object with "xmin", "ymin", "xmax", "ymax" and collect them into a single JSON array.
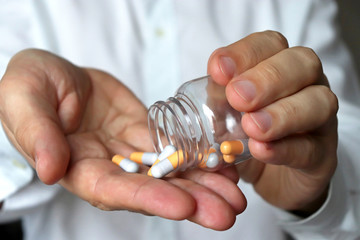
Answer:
[{"xmin": 290, "ymin": 185, "xmax": 329, "ymax": 218}]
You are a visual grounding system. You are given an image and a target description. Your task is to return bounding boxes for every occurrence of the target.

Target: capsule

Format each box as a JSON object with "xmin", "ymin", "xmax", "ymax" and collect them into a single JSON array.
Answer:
[
  {"xmin": 223, "ymin": 154, "xmax": 236, "ymax": 164},
  {"xmin": 206, "ymin": 152, "xmax": 221, "ymax": 168},
  {"xmin": 129, "ymin": 152, "xmax": 158, "ymax": 166},
  {"xmin": 158, "ymin": 145, "xmax": 177, "ymax": 161},
  {"xmin": 147, "ymin": 158, "xmax": 161, "ymax": 177},
  {"xmin": 147, "ymin": 145, "xmax": 177, "ymax": 176},
  {"xmin": 198, "ymin": 143, "xmax": 220, "ymax": 168},
  {"xmin": 148, "ymin": 151, "xmax": 185, "ymax": 178},
  {"xmin": 220, "ymin": 140, "xmax": 245, "ymax": 155},
  {"xmin": 112, "ymin": 155, "xmax": 139, "ymax": 173}
]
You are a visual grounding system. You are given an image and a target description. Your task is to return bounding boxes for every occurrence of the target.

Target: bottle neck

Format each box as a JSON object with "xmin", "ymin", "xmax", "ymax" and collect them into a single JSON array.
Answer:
[{"xmin": 148, "ymin": 95, "xmax": 209, "ymax": 171}]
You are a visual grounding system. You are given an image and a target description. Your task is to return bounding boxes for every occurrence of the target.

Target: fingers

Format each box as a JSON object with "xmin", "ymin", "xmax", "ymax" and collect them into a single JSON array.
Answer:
[
  {"xmin": 0, "ymin": 77, "xmax": 70, "ymax": 184},
  {"xmin": 179, "ymin": 169, "xmax": 246, "ymax": 213},
  {"xmin": 208, "ymin": 31, "xmax": 338, "ymax": 214},
  {"xmin": 242, "ymin": 85, "xmax": 338, "ymax": 141},
  {"xmin": 168, "ymin": 169, "xmax": 247, "ymax": 230},
  {"xmin": 208, "ymin": 31, "xmax": 288, "ymax": 85},
  {"xmin": 169, "ymin": 178, "xmax": 236, "ymax": 230},
  {"xmin": 3, "ymin": 49, "xmax": 91, "ymax": 132},
  {"xmin": 216, "ymin": 165, "xmax": 240, "ymax": 184},
  {"xmin": 207, "ymin": 30, "xmax": 338, "ymax": 172},
  {"xmin": 74, "ymin": 164, "xmax": 196, "ymax": 220},
  {"xmin": 249, "ymin": 133, "xmax": 337, "ymax": 173},
  {"xmin": 242, "ymin": 85, "xmax": 338, "ymax": 172},
  {"xmin": 62, "ymin": 158, "xmax": 244, "ymax": 230},
  {"xmin": 226, "ymin": 47, "xmax": 327, "ymax": 112},
  {"xmin": 208, "ymin": 31, "xmax": 328, "ymax": 113},
  {"xmin": 207, "ymin": 31, "xmax": 338, "ymax": 167}
]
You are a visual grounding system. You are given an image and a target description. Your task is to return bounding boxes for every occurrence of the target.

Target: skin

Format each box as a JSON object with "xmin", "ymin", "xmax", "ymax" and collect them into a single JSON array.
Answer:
[
  {"xmin": 0, "ymin": 31, "xmax": 338, "ymax": 230},
  {"xmin": 208, "ymin": 31, "xmax": 338, "ymax": 215},
  {"xmin": 0, "ymin": 49, "xmax": 244, "ymax": 231}
]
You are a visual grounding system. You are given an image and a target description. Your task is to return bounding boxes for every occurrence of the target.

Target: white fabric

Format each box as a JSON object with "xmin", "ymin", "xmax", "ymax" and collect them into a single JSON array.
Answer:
[
  {"xmin": 0, "ymin": 0, "xmax": 360, "ymax": 239},
  {"xmin": 0, "ymin": 124, "xmax": 33, "ymax": 204}
]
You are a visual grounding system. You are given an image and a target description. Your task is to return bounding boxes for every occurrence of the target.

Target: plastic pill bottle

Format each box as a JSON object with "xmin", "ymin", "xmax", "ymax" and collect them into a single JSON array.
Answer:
[{"xmin": 147, "ymin": 75, "xmax": 251, "ymax": 172}]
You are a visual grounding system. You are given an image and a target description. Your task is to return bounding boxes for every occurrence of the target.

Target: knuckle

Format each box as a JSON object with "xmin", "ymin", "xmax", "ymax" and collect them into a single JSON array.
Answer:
[
  {"xmin": 319, "ymin": 86, "xmax": 339, "ymax": 115},
  {"xmin": 263, "ymin": 30, "xmax": 289, "ymax": 49},
  {"xmin": 89, "ymin": 200, "xmax": 112, "ymax": 211},
  {"xmin": 294, "ymin": 47, "xmax": 323, "ymax": 78},
  {"xmin": 277, "ymin": 101, "xmax": 299, "ymax": 120},
  {"xmin": 236, "ymin": 40, "xmax": 262, "ymax": 67},
  {"xmin": 13, "ymin": 48, "xmax": 47, "ymax": 59},
  {"xmin": 10, "ymin": 49, "xmax": 41, "ymax": 66},
  {"xmin": 259, "ymin": 61, "xmax": 283, "ymax": 84}
]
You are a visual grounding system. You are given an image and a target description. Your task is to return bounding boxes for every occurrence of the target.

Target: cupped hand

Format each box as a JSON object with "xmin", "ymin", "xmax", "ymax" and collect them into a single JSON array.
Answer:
[
  {"xmin": 0, "ymin": 49, "xmax": 246, "ymax": 230},
  {"xmin": 208, "ymin": 31, "xmax": 338, "ymax": 215}
]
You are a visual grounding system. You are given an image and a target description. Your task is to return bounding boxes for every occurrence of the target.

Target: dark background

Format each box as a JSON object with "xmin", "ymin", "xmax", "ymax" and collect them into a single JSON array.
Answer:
[
  {"xmin": 337, "ymin": 1, "xmax": 360, "ymax": 80},
  {"xmin": 1, "ymin": 1, "xmax": 359, "ymax": 240}
]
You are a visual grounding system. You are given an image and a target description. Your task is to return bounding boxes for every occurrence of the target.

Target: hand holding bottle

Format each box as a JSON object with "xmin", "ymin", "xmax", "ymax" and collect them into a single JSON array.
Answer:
[{"xmin": 208, "ymin": 31, "xmax": 338, "ymax": 216}]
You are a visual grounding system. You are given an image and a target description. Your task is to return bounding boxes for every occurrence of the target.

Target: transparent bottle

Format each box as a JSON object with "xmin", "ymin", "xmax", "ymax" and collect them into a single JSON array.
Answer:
[{"xmin": 148, "ymin": 75, "xmax": 251, "ymax": 174}]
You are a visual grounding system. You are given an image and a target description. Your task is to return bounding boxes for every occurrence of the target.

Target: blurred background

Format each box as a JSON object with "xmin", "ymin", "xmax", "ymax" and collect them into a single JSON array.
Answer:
[
  {"xmin": 0, "ymin": 1, "xmax": 359, "ymax": 240},
  {"xmin": 337, "ymin": 0, "xmax": 360, "ymax": 80}
]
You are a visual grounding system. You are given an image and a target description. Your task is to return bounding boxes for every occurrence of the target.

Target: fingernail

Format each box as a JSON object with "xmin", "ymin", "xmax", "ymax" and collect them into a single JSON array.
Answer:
[
  {"xmin": 250, "ymin": 111, "xmax": 272, "ymax": 132},
  {"xmin": 219, "ymin": 56, "xmax": 236, "ymax": 79},
  {"xmin": 231, "ymin": 80, "xmax": 256, "ymax": 102}
]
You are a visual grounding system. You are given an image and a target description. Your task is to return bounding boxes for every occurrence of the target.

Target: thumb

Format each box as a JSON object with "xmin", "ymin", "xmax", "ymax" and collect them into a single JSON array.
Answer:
[
  {"xmin": 0, "ymin": 86, "xmax": 70, "ymax": 185},
  {"xmin": 0, "ymin": 50, "xmax": 77, "ymax": 184}
]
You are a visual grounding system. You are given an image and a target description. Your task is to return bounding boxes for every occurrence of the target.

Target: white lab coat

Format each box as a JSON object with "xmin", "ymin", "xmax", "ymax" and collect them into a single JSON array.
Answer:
[{"xmin": 1, "ymin": 0, "xmax": 360, "ymax": 239}]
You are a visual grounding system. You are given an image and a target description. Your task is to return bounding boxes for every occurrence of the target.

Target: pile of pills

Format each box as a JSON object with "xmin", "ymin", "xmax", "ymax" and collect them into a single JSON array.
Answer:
[{"xmin": 112, "ymin": 139, "xmax": 247, "ymax": 178}]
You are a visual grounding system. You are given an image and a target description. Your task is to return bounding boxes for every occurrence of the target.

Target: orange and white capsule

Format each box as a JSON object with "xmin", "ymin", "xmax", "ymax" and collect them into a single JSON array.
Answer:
[
  {"xmin": 220, "ymin": 140, "xmax": 245, "ymax": 155},
  {"xmin": 112, "ymin": 155, "xmax": 139, "ymax": 173},
  {"xmin": 148, "ymin": 151, "xmax": 185, "ymax": 178},
  {"xmin": 206, "ymin": 152, "xmax": 221, "ymax": 168},
  {"xmin": 158, "ymin": 145, "xmax": 177, "ymax": 161},
  {"xmin": 129, "ymin": 152, "xmax": 158, "ymax": 166},
  {"xmin": 206, "ymin": 143, "xmax": 222, "ymax": 168},
  {"xmin": 147, "ymin": 158, "xmax": 161, "ymax": 177},
  {"xmin": 197, "ymin": 143, "xmax": 221, "ymax": 169},
  {"xmin": 147, "ymin": 145, "xmax": 177, "ymax": 176}
]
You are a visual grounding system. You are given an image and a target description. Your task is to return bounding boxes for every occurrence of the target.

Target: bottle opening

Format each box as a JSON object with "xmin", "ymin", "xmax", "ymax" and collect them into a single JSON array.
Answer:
[{"xmin": 148, "ymin": 100, "xmax": 190, "ymax": 171}]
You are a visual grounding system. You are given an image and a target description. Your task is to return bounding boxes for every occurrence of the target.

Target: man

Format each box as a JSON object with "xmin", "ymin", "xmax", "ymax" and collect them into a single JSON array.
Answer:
[{"xmin": 0, "ymin": 1, "xmax": 359, "ymax": 239}]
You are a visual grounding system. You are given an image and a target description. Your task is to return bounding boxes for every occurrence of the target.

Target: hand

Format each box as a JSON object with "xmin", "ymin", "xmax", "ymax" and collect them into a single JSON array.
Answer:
[
  {"xmin": 0, "ymin": 49, "xmax": 246, "ymax": 230},
  {"xmin": 208, "ymin": 31, "xmax": 338, "ymax": 216}
]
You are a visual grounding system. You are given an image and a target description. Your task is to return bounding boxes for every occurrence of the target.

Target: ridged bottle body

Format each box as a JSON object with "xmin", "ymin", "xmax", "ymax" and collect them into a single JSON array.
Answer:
[{"xmin": 148, "ymin": 76, "xmax": 251, "ymax": 172}]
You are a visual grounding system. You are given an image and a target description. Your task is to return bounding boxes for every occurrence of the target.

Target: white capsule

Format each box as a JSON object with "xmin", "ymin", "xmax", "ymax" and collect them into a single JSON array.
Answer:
[
  {"xmin": 120, "ymin": 158, "xmax": 140, "ymax": 173},
  {"xmin": 112, "ymin": 155, "xmax": 139, "ymax": 173},
  {"xmin": 206, "ymin": 152, "xmax": 220, "ymax": 168},
  {"xmin": 150, "ymin": 159, "xmax": 175, "ymax": 178},
  {"xmin": 148, "ymin": 151, "xmax": 184, "ymax": 178},
  {"xmin": 158, "ymin": 145, "xmax": 177, "ymax": 161}
]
